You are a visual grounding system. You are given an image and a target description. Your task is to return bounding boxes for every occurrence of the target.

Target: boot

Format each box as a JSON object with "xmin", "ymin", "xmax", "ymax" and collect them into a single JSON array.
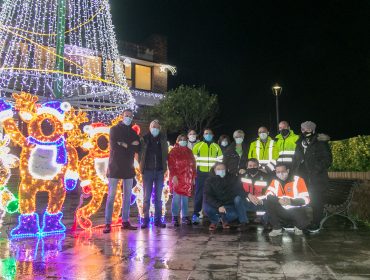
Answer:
[
  {"xmin": 182, "ymin": 216, "xmax": 192, "ymax": 225},
  {"xmin": 154, "ymin": 217, "xmax": 166, "ymax": 228},
  {"xmin": 41, "ymin": 212, "xmax": 66, "ymax": 235},
  {"xmin": 172, "ymin": 216, "xmax": 180, "ymax": 227},
  {"xmin": 122, "ymin": 221, "xmax": 137, "ymax": 230},
  {"xmin": 103, "ymin": 224, "xmax": 111, "ymax": 233},
  {"xmin": 10, "ymin": 213, "xmax": 40, "ymax": 238}
]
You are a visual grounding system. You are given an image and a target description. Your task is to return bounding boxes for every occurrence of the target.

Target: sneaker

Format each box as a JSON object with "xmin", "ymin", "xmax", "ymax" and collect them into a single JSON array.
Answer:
[
  {"xmin": 269, "ymin": 228, "xmax": 283, "ymax": 237},
  {"xmin": 192, "ymin": 214, "xmax": 200, "ymax": 225},
  {"xmin": 294, "ymin": 227, "xmax": 303, "ymax": 235},
  {"xmin": 103, "ymin": 224, "xmax": 111, "ymax": 234},
  {"xmin": 172, "ymin": 216, "xmax": 180, "ymax": 227},
  {"xmin": 154, "ymin": 221, "xmax": 166, "ymax": 228},
  {"xmin": 122, "ymin": 221, "xmax": 137, "ymax": 230},
  {"xmin": 141, "ymin": 223, "xmax": 149, "ymax": 229},
  {"xmin": 182, "ymin": 216, "xmax": 192, "ymax": 225}
]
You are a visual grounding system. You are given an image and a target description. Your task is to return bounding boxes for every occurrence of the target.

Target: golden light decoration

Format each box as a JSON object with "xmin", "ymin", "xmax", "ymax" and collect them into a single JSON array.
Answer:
[
  {"xmin": 0, "ymin": 92, "xmax": 87, "ymax": 238},
  {"xmin": 75, "ymin": 122, "xmax": 123, "ymax": 230}
]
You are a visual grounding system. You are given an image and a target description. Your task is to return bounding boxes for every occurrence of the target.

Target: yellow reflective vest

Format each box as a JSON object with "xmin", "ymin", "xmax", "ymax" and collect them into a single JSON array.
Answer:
[
  {"xmin": 192, "ymin": 141, "xmax": 223, "ymax": 173},
  {"xmin": 248, "ymin": 136, "xmax": 276, "ymax": 170},
  {"xmin": 272, "ymin": 130, "xmax": 299, "ymax": 164}
]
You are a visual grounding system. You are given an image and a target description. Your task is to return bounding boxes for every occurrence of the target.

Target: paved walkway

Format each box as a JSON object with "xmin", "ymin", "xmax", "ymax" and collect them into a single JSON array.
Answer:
[{"xmin": 1, "ymin": 214, "xmax": 370, "ymax": 279}]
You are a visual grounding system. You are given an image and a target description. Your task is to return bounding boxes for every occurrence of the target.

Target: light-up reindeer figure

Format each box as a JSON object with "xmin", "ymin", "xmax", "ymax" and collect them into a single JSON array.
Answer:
[
  {"xmin": 74, "ymin": 121, "xmax": 123, "ymax": 230},
  {"xmin": 0, "ymin": 133, "xmax": 19, "ymax": 227},
  {"xmin": 0, "ymin": 92, "xmax": 87, "ymax": 237}
]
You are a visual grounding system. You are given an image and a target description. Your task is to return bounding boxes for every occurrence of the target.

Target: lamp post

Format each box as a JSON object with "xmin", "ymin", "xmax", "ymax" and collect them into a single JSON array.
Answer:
[{"xmin": 272, "ymin": 83, "xmax": 282, "ymax": 133}]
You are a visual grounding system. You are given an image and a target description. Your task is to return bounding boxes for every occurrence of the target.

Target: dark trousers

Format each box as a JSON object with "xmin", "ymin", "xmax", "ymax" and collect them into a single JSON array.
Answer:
[
  {"xmin": 143, "ymin": 169, "xmax": 164, "ymax": 222},
  {"xmin": 308, "ymin": 186, "xmax": 326, "ymax": 226},
  {"xmin": 203, "ymin": 203, "xmax": 239, "ymax": 224},
  {"xmin": 265, "ymin": 196, "xmax": 310, "ymax": 230},
  {"xmin": 193, "ymin": 171, "xmax": 209, "ymax": 217}
]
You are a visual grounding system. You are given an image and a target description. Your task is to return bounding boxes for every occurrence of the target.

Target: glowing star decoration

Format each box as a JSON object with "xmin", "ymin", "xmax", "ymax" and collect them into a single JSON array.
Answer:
[
  {"xmin": 0, "ymin": 93, "xmax": 87, "ymax": 238},
  {"xmin": 0, "ymin": 0, "xmax": 136, "ymax": 123},
  {"xmin": 0, "ymin": 133, "xmax": 19, "ymax": 227},
  {"xmin": 74, "ymin": 122, "xmax": 123, "ymax": 230}
]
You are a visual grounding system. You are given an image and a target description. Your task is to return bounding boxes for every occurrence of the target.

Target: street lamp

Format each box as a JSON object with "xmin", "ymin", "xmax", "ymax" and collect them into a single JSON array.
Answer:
[{"xmin": 272, "ymin": 83, "xmax": 282, "ymax": 133}]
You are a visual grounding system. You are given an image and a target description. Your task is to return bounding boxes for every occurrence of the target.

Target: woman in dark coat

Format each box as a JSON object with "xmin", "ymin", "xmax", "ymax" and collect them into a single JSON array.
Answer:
[
  {"xmin": 223, "ymin": 130, "xmax": 249, "ymax": 176},
  {"xmin": 292, "ymin": 121, "xmax": 332, "ymax": 232}
]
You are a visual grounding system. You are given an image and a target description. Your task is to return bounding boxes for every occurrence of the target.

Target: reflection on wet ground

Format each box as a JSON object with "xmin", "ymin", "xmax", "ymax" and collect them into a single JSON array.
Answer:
[{"xmin": 1, "ymin": 196, "xmax": 370, "ymax": 279}]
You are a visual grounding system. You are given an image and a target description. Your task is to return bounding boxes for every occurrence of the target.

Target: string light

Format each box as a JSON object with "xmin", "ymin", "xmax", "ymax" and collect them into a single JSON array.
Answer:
[
  {"xmin": 0, "ymin": 93, "xmax": 86, "ymax": 238},
  {"xmin": 0, "ymin": 133, "xmax": 19, "ymax": 227},
  {"xmin": 0, "ymin": 0, "xmax": 136, "ymax": 122}
]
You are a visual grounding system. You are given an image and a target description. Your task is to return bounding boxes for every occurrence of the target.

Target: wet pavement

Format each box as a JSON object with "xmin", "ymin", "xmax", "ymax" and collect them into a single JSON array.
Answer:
[{"xmin": 1, "ymin": 194, "xmax": 370, "ymax": 279}]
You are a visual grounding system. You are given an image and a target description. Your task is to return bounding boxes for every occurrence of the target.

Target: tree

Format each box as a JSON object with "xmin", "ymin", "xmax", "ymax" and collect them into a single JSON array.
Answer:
[{"xmin": 144, "ymin": 85, "xmax": 219, "ymax": 133}]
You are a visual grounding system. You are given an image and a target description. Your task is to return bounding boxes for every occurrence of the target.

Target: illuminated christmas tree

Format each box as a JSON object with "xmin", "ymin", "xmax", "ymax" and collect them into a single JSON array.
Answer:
[{"xmin": 0, "ymin": 0, "xmax": 135, "ymax": 122}]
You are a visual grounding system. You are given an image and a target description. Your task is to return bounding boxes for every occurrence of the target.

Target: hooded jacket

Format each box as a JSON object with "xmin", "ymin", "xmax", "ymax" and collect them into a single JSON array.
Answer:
[
  {"xmin": 168, "ymin": 144, "xmax": 196, "ymax": 197},
  {"xmin": 223, "ymin": 142, "xmax": 249, "ymax": 176}
]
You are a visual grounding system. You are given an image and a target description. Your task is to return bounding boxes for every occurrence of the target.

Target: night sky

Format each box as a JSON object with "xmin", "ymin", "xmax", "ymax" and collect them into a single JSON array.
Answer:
[{"xmin": 111, "ymin": 0, "xmax": 370, "ymax": 141}]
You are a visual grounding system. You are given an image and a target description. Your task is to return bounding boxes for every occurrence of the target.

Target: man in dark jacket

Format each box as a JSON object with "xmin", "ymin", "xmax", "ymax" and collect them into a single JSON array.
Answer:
[
  {"xmin": 292, "ymin": 121, "xmax": 332, "ymax": 233},
  {"xmin": 203, "ymin": 162, "xmax": 249, "ymax": 231},
  {"xmin": 103, "ymin": 109, "xmax": 141, "ymax": 233},
  {"xmin": 223, "ymin": 130, "xmax": 249, "ymax": 176},
  {"xmin": 139, "ymin": 120, "xmax": 168, "ymax": 228}
]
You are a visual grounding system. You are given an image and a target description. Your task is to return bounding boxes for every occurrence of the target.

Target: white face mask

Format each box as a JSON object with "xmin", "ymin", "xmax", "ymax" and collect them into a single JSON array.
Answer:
[
  {"xmin": 276, "ymin": 172, "xmax": 289, "ymax": 181},
  {"xmin": 188, "ymin": 135, "xmax": 196, "ymax": 142},
  {"xmin": 235, "ymin": 137, "xmax": 243, "ymax": 144},
  {"xmin": 259, "ymin": 133, "xmax": 268, "ymax": 141},
  {"xmin": 221, "ymin": 140, "xmax": 228, "ymax": 147}
]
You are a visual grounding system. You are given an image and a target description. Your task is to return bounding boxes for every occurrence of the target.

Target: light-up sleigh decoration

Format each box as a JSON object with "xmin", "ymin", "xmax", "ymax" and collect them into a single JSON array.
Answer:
[
  {"xmin": 0, "ymin": 133, "xmax": 19, "ymax": 227},
  {"xmin": 0, "ymin": 92, "xmax": 87, "ymax": 238}
]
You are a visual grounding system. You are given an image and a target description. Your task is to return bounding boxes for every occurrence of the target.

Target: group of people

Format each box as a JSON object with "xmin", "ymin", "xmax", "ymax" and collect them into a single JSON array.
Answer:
[{"xmin": 103, "ymin": 108, "xmax": 333, "ymax": 237}]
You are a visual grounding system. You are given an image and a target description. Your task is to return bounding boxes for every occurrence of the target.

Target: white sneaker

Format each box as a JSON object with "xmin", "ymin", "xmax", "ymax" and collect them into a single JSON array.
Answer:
[
  {"xmin": 294, "ymin": 227, "xmax": 303, "ymax": 235},
  {"xmin": 269, "ymin": 229, "xmax": 283, "ymax": 237}
]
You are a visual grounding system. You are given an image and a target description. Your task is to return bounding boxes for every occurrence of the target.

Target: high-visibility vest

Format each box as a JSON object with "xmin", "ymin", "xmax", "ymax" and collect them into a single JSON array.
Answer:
[
  {"xmin": 241, "ymin": 175, "xmax": 269, "ymax": 197},
  {"xmin": 248, "ymin": 137, "xmax": 276, "ymax": 170},
  {"xmin": 272, "ymin": 130, "xmax": 299, "ymax": 164},
  {"xmin": 266, "ymin": 176, "xmax": 310, "ymax": 209},
  {"xmin": 192, "ymin": 141, "xmax": 223, "ymax": 173}
]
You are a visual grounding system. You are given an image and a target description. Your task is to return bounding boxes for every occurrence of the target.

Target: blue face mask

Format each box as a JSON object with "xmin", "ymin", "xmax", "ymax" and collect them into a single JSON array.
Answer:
[
  {"xmin": 215, "ymin": 169, "xmax": 226, "ymax": 178},
  {"xmin": 150, "ymin": 128, "xmax": 160, "ymax": 137},
  {"xmin": 123, "ymin": 117, "xmax": 133, "ymax": 126},
  {"xmin": 179, "ymin": 140, "xmax": 188, "ymax": 147},
  {"xmin": 235, "ymin": 137, "xmax": 243, "ymax": 144},
  {"xmin": 204, "ymin": 134, "xmax": 213, "ymax": 142}
]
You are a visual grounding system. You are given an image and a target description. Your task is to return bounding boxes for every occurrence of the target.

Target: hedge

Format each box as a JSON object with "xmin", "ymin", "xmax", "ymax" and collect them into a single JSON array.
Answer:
[{"xmin": 329, "ymin": 135, "xmax": 370, "ymax": 172}]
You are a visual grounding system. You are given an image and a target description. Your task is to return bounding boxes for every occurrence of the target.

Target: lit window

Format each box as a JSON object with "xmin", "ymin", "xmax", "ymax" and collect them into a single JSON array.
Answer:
[
  {"xmin": 135, "ymin": 64, "xmax": 151, "ymax": 90},
  {"xmin": 83, "ymin": 56, "xmax": 102, "ymax": 79}
]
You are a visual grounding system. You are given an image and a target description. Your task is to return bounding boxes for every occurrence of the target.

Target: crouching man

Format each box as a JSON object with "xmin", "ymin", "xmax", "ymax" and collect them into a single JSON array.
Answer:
[
  {"xmin": 203, "ymin": 162, "xmax": 248, "ymax": 231},
  {"xmin": 265, "ymin": 163, "xmax": 310, "ymax": 237}
]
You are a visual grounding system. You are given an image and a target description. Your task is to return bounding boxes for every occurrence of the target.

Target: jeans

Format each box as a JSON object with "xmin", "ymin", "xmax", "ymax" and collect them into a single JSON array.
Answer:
[
  {"xmin": 243, "ymin": 199, "xmax": 268, "ymax": 224},
  {"xmin": 203, "ymin": 202, "xmax": 239, "ymax": 225},
  {"xmin": 171, "ymin": 192, "xmax": 189, "ymax": 217},
  {"xmin": 193, "ymin": 171, "xmax": 209, "ymax": 217},
  {"xmin": 143, "ymin": 169, "xmax": 164, "ymax": 221},
  {"xmin": 105, "ymin": 178, "xmax": 133, "ymax": 224}
]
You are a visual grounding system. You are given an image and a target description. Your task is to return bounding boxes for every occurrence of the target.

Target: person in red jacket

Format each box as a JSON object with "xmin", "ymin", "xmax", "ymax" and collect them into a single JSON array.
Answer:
[{"xmin": 168, "ymin": 134, "xmax": 196, "ymax": 226}]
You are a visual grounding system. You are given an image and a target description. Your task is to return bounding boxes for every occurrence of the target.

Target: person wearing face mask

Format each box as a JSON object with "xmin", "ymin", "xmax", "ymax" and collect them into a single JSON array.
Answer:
[
  {"xmin": 265, "ymin": 163, "xmax": 311, "ymax": 237},
  {"xmin": 139, "ymin": 120, "xmax": 168, "ymax": 229},
  {"xmin": 273, "ymin": 121, "xmax": 299, "ymax": 168},
  {"xmin": 218, "ymin": 135, "xmax": 231, "ymax": 154},
  {"xmin": 168, "ymin": 134, "xmax": 196, "ymax": 227},
  {"xmin": 103, "ymin": 109, "xmax": 141, "ymax": 233},
  {"xmin": 240, "ymin": 158, "xmax": 271, "ymax": 225},
  {"xmin": 223, "ymin": 130, "xmax": 249, "ymax": 176},
  {"xmin": 192, "ymin": 128, "xmax": 223, "ymax": 224},
  {"xmin": 248, "ymin": 126, "xmax": 276, "ymax": 173},
  {"xmin": 204, "ymin": 163, "xmax": 249, "ymax": 231},
  {"xmin": 187, "ymin": 130, "xmax": 199, "ymax": 150},
  {"xmin": 292, "ymin": 121, "xmax": 332, "ymax": 233}
]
